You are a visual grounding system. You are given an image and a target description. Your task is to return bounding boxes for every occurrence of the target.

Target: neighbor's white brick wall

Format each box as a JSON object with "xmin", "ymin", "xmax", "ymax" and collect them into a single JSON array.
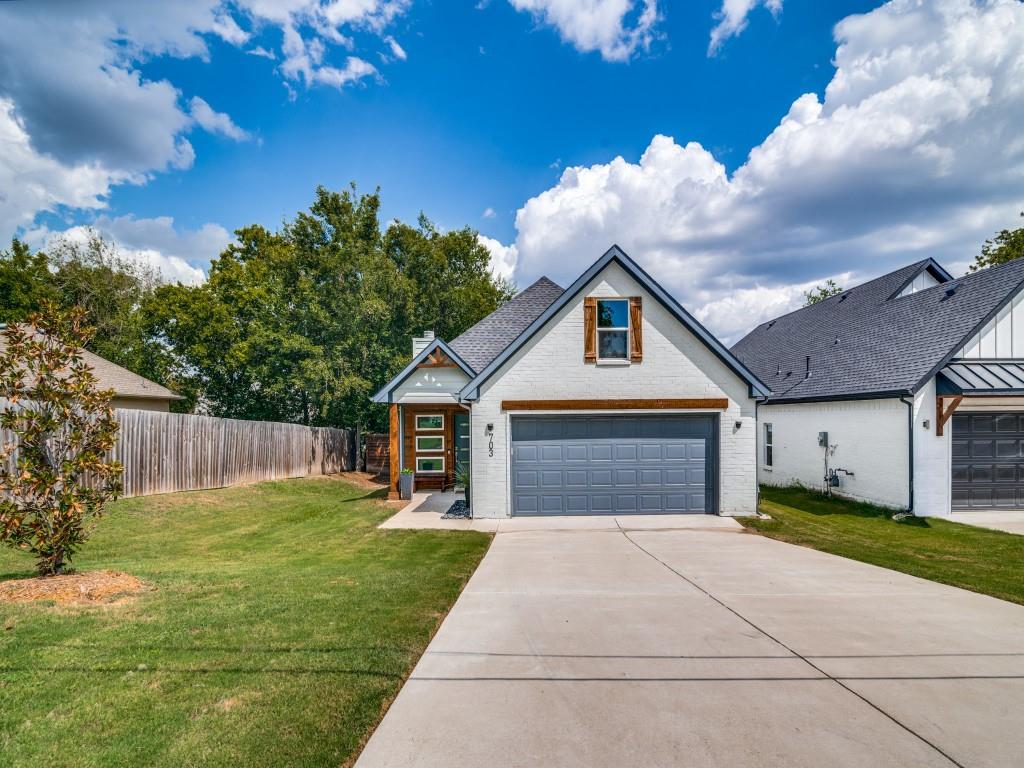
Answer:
[
  {"xmin": 913, "ymin": 378, "xmax": 952, "ymax": 517},
  {"xmin": 469, "ymin": 261, "xmax": 757, "ymax": 518},
  {"xmin": 758, "ymin": 398, "xmax": 909, "ymax": 509}
]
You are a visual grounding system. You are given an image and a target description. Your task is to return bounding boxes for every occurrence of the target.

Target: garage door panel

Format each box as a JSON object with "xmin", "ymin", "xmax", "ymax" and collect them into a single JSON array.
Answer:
[
  {"xmin": 639, "ymin": 444, "xmax": 662, "ymax": 461},
  {"xmin": 510, "ymin": 415, "xmax": 716, "ymax": 515},
  {"xmin": 514, "ymin": 444, "xmax": 538, "ymax": 463},
  {"xmin": 952, "ymin": 411, "xmax": 1024, "ymax": 510},
  {"xmin": 540, "ymin": 470, "xmax": 562, "ymax": 488},
  {"xmin": 639, "ymin": 469, "xmax": 662, "ymax": 486},
  {"xmin": 566, "ymin": 495, "xmax": 589, "ymax": 513},
  {"xmin": 540, "ymin": 445, "xmax": 563, "ymax": 462},
  {"xmin": 615, "ymin": 469, "xmax": 637, "ymax": 486},
  {"xmin": 565, "ymin": 470, "xmax": 588, "ymax": 487},
  {"xmin": 515, "ymin": 470, "xmax": 539, "ymax": 488},
  {"xmin": 565, "ymin": 444, "xmax": 588, "ymax": 461},
  {"xmin": 615, "ymin": 444, "xmax": 638, "ymax": 461}
]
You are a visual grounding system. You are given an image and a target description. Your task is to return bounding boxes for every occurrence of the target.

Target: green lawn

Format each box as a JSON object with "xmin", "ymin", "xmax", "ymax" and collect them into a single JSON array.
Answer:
[
  {"xmin": 0, "ymin": 477, "xmax": 491, "ymax": 768},
  {"xmin": 746, "ymin": 485, "xmax": 1024, "ymax": 605}
]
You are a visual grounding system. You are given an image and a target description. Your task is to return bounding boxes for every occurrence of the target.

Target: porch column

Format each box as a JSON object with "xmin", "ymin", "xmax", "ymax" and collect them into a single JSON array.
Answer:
[{"xmin": 389, "ymin": 403, "xmax": 400, "ymax": 499}]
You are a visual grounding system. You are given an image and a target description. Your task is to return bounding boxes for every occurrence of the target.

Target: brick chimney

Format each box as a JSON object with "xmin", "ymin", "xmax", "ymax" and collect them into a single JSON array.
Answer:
[{"xmin": 412, "ymin": 330, "xmax": 435, "ymax": 358}]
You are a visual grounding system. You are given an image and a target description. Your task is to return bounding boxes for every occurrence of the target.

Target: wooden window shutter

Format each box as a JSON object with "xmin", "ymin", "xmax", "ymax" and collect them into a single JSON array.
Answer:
[
  {"xmin": 629, "ymin": 296, "xmax": 643, "ymax": 362},
  {"xmin": 583, "ymin": 296, "xmax": 597, "ymax": 363}
]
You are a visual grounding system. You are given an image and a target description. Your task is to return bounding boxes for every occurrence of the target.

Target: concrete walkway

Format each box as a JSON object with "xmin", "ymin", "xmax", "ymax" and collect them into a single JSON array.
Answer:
[
  {"xmin": 948, "ymin": 511, "xmax": 1024, "ymax": 535},
  {"xmin": 356, "ymin": 525, "xmax": 1024, "ymax": 768}
]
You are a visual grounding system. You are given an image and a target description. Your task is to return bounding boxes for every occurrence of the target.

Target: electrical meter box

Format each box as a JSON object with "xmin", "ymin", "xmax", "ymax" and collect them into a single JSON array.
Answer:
[{"xmin": 818, "ymin": 431, "xmax": 828, "ymax": 447}]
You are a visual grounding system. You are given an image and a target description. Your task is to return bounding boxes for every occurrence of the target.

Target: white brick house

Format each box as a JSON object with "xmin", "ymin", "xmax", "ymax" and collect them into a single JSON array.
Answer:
[
  {"xmin": 373, "ymin": 245, "xmax": 768, "ymax": 518},
  {"xmin": 732, "ymin": 257, "xmax": 1024, "ymax": 516}
]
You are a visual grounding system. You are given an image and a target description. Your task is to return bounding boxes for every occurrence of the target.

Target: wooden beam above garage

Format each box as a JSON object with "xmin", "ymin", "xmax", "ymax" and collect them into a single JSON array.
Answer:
[{"xmin": 501, "ymin": 398, "xmax": 729, "ymax": 411}]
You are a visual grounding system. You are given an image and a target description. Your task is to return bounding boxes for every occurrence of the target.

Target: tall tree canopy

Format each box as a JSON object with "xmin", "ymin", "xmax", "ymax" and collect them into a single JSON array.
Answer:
[
  {"xmin": 0, "ymin": 233, "xmax": 169, "ymax": 387},
  {"xmin": 970, "ymin": 212, "xmax": 1024, "ymax": 272},
  {"xmin": 145, "ymin": 185, "xmax": 514, "ymax": 431}
]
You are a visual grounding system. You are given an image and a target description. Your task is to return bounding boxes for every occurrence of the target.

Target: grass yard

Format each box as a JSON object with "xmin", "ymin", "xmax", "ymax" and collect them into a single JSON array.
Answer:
[
  {"xmin": 0, "ymin": 476, "xmax": 491, "ymax": 768},
  {"xmin": 747, "ymin": 485, "xmax": 1024, "ymax": 606}
]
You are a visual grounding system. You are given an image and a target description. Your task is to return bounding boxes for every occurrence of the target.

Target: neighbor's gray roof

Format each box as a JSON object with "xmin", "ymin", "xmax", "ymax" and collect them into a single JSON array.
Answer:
[
  {"xmin": 449, "ymin": 276, "xmax": 564, "ymax": 371},
  {"xmin": 0, "ymin": 335, "xmax": 182, "ymax": 401},
  {"xmin": 731, "ymin": 257, "xmax": 1024, "ymax": 403}
]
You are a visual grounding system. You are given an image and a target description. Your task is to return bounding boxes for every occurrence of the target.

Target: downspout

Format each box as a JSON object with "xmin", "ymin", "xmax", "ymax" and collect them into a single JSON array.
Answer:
[{"xmin": 899, "ymin": 395, "xmax": 914, "ymax": 514}]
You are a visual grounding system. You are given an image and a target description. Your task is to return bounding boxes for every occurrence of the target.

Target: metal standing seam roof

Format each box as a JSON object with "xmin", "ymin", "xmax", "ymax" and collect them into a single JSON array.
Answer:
[
  {"xmin": 938, "ymin": 362, "xmax": 1024, "ymax": 394},
  {"xmin": 731, "ymin": 257, "xmax": 1024, "ymax": 403},
  {"xmin": 0, "ymin": 334, "xmax": 182, "ymax": 401}
]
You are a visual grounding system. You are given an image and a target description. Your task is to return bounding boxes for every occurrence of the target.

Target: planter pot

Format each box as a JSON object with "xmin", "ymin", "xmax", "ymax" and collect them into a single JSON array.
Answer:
[{"xmin": 399, "ymin": 473, "xmax": 414, "ymax": 500}]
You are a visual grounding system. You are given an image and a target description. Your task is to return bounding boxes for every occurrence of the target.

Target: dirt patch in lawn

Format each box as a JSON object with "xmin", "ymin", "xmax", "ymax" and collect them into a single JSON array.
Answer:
[{"xmin": 0, "ymin": 570, "xmax": 148, "ymax": 606}]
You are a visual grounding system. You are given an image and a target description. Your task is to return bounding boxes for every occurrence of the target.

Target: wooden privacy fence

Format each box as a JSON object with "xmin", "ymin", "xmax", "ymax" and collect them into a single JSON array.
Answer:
[{"xmin": 1, "ymin": 403, "xmax": 356, "ymax": 498}]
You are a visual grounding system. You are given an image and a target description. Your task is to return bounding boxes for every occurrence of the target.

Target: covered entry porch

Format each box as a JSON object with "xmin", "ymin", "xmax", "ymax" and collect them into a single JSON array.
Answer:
[{"xmin": 387, "ymin": 402, "xmax": 470, "ymax": 499}]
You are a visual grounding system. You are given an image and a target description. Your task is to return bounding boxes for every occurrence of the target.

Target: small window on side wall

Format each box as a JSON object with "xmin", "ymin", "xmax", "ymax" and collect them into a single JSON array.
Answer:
[
  {"xmin": 597, "ymin": 299, "xmax": 629, "ymax": 360},
  {"xmin": 764, "ymin": 423, "xmax": 773, "ymax": 467}
]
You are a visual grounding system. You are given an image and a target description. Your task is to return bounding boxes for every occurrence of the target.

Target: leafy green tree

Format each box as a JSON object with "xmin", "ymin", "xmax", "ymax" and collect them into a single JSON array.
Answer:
[
  {"xmin": 0, "ymin": 234, "xmax": 178, "ymax": 402},
  {"xmin": 0, "ymin": 239, "xmax": 58, "ymax": 324},
  {"xmin": 145, "ymin": 185, "xmax": 514, "ymax": 431},
  {"xmin": 0, "ymin": 305, "xmax": 123, "ymax": 576},
  {"xmin": 970, "ymin": 212, "xmax": 1024, "ymax": 271},
  {"xmin": 804, "ymin": 279, "xmax": 843, "ymax": 306}
]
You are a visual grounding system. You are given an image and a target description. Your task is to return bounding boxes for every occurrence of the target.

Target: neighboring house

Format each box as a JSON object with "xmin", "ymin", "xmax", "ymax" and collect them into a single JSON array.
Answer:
[
  {"xmin": 372, "ymin": 245, "xmax": 768, "ymax": 518},
  {"xmin": 732, "ymin": 257, "xmax": 1024, "ymax": 516},
  {"xmin": 0, "ymin": 333, "xmax": 183, "ymax": 412}
]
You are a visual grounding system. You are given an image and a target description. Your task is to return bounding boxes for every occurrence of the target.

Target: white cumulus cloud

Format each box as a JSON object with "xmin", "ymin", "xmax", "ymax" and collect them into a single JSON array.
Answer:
[
  {"xmin": 26, "ymin": 215, "xmax": 232, "ymax": 286},
  {"xmin": 190, "ymin": 97, "xmax": 251, "ymax": 141},
  {"xmin": 709, "ymin": 0, "xmax": 782, "ymax": 55},
  {"xmin": 508, "ymin": 0, "xmax": 661, "ymax": 62},
  {"xmin": 478, "ymin": 234, "xmax": 519, "ymax": 279},
  {"xmin": 502, "ymin": 0, "xmax": 1024, "ymax": 343}
]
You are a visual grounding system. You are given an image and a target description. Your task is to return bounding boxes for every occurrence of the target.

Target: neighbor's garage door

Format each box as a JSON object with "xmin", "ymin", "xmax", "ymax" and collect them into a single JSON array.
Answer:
[
  {"xmin": 510, "ymin": 415, "xmax": 717, "ymax": 515},
  {"xmin": 952, "ymin": 412, "xmax": 1024, "ymax": 510}
]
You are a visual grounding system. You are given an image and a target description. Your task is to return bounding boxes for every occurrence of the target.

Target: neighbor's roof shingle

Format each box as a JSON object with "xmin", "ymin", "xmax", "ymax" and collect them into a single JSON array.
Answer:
[
  {"xmin": 0, "ymin": 335, "xmax": 182, "ymax": 401},
  {"xmin": 730, "ymin": 258, "xmax": 1024, "ymax": 402},
  {"xmin": 450, "ymin": 276, "xmax": 564, "ymax": 372}
]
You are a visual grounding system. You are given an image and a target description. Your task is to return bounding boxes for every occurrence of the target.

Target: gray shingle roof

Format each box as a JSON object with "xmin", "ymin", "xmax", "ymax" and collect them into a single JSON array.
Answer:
[
  {"xmin": 450, "ymin": 276, "xmax": 564, "ymax": 372},
  {"xmin": 731, "ymin": 258, "xmax": 1024, "ymax": 403},
  {"xmin": 0, "ymin": 335, "xmax": 182, "ymax": 401}
]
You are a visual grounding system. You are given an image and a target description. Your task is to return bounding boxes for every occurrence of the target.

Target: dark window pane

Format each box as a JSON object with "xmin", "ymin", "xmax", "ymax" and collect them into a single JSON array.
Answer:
[
  {"xmin": 597, "ymin": 299, "xmax": 629, "ymax": 328},
  {"xmin": 598, "ymin": 329, "xmax": 627, "ymax": 358}
]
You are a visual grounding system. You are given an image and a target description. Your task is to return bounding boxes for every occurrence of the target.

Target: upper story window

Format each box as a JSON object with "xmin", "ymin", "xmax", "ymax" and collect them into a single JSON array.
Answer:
[{"xmin": 597, "ymin": 299, "xmax": 629, "ymax": 360}]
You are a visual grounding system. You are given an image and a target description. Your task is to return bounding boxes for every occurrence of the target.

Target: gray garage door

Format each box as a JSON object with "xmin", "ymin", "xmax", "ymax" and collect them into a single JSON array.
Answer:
[
  {"xmin": 510, "ymin": 415, "xmax": 717, "ymax": 516},
  {"xmin": 952, "ymin": 412, "xmax": 1024, "ymax": 510}
]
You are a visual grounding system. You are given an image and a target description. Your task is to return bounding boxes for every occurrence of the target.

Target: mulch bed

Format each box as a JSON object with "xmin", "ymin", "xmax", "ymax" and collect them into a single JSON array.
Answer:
[{"xmin": 0, "ymin": 570, "xmax": 147, "ymax": 606}]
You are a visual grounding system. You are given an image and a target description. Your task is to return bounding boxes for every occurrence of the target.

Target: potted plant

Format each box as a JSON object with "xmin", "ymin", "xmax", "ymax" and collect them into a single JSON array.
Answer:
[{"xmin": 399, "ymin": 468, "xmax": 415, "ymax": 500}]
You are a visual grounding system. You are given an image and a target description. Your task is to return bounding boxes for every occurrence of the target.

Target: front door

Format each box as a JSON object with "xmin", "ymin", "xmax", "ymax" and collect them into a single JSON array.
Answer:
[{"xmin": 454, "ymin": 412, "xmax": 471, "ymax": 487}]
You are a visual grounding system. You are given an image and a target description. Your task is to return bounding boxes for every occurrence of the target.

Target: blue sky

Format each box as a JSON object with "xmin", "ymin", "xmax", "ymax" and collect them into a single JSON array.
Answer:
[
  {"xmin": 2, "ymin": 0, "xmax": 1024, "ymax": 341},
  {"xmin": 121, "ymin": 0, "xmax": 870, "ymax": 245}
]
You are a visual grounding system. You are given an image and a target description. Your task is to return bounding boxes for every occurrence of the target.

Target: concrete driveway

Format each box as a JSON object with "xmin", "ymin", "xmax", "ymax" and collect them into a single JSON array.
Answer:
[{"xmin": 356, "ymin": 522, "xmax": 1024, "ymax": 768}]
